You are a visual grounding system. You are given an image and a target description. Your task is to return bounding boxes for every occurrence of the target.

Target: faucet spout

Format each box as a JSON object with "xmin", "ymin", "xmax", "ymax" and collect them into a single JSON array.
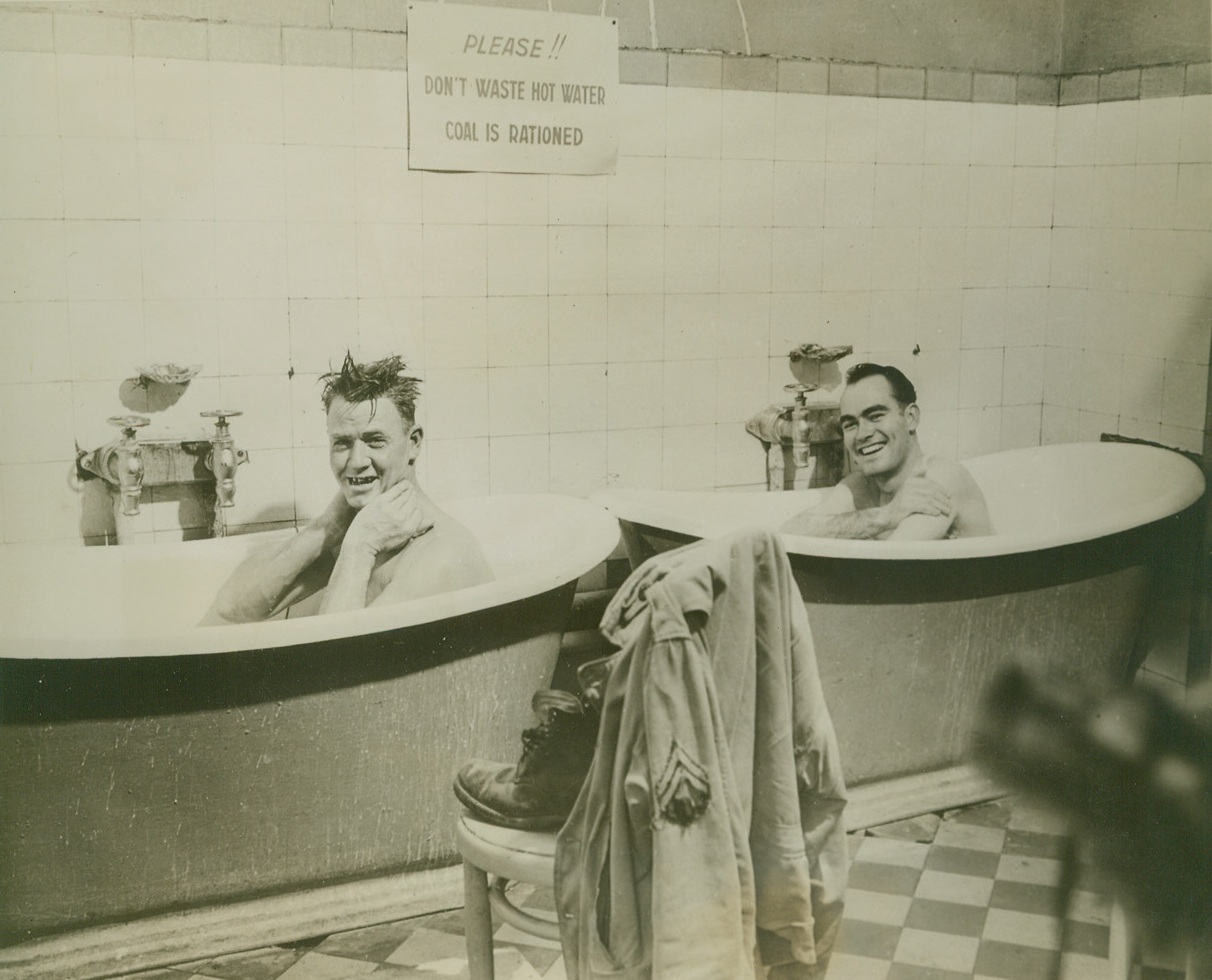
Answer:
[
  {"xmin": 108, "ymin": 415, "xmax": 150, "ymax": 516},
  {"xmin": 201, "ymin": 410, "xmax": 246, "ymax": 510}
]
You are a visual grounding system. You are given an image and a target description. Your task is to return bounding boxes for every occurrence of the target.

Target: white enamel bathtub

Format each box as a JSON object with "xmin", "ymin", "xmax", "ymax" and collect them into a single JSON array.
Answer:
[
  {"xmin": 0, "ymin": 494, "xmax": 619, "ymax": 946},
  {"xmin": 594, "ymin": 442, "xmax": 1205, "ymax": 800}
]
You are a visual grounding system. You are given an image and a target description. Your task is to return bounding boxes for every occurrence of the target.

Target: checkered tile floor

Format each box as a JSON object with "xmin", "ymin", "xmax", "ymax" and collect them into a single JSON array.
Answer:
[{"xmin": 122, "ymin": 797, "xmax": 1190, "ymax": 980}]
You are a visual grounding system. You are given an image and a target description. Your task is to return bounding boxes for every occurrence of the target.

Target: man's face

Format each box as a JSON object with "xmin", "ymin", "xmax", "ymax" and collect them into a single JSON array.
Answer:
[
  {"xmin": 838, "ymin": 375, "xmax": 919, "ymax": 479},
  {"xmin": 326, "ymin": 395, "xmax": 420, "ymax": 509}
]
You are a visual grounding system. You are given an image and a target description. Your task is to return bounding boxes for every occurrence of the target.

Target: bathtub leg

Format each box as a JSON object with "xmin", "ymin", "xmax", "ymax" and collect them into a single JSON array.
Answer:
[
  {"xmin": 463, "ymin": 861, "xmax": 495, "ymax": 980},
  {"xmin": 1108, "ymin": 900, "xmax": 1138, "ymax": 980}
]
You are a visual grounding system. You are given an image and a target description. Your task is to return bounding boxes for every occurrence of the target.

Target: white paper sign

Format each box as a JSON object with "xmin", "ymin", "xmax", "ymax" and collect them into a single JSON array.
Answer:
[{"xmin": 406, "ymin": 2, "xmax": 619, "ymax": 175}]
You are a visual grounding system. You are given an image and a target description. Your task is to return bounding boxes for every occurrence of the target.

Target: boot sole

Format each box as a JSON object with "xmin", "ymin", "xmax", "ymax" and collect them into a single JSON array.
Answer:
[{"xmin": 452, "ymin": 778, "xmax": 570, "ymax": 832}]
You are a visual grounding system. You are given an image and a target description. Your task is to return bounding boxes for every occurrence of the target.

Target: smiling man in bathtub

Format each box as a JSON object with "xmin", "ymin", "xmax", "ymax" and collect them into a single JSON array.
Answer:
[
  {"xmin": 206, "ymin": 354, "xmax": 493, "ymax": 623},
  {"xmin": 782, "ymin": 363, "xmax": 992, "ymax": 540}
]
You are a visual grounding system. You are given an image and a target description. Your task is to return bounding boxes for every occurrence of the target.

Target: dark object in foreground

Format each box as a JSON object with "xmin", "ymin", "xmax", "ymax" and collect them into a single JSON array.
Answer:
[
  {"xmin": 454, "ymin": 657, "xmax": 611, "ymax": 831},
  {"xmin": 972, "ymin": 666, "xmax": 1212, "ymax": 976}
]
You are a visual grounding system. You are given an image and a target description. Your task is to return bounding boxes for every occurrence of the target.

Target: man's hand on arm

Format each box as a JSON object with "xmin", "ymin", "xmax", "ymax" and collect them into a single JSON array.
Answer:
[
  {"xmin": 204, "ymin": 492, "xmax": 355, "ymax": 624},
  {"xmin": 883, "ymin": 475, "xmax": 956, "ymax": 540},
  {"xmin": 319, "ymin": 481, "xmax": 433, "ymax": 614},
  {"xmin": 780, "ymin": 474, "xmax": 954, "ymax": 540}
]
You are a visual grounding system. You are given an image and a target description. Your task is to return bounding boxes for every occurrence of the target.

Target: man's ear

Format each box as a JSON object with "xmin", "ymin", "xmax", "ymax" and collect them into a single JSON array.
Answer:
[
  {"xmin": 905, "ymin": 403, "xmax": 920, "ymax": 432},
  {"xmin": 408, "ymin": 424, "xmax": 424, "ymax": 462}
]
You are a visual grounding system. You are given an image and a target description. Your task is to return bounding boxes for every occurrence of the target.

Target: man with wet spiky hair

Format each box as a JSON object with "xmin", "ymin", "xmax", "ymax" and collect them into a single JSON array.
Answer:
[{"xmin": 207, "ymin": 353, "xmax": 492, "ymax": 623}]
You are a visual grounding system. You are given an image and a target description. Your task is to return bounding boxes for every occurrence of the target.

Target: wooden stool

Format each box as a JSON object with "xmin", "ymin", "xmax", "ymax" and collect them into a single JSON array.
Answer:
[{"xmin": 456, "ymin": 814, "xmax": 559, "ymax": 980}]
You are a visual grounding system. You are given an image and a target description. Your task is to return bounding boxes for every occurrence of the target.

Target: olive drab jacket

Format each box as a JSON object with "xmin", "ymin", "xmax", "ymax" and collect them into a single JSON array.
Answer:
[{"xmin": 555, "ymin": 530, "xmax": 848, "ymax": 979}]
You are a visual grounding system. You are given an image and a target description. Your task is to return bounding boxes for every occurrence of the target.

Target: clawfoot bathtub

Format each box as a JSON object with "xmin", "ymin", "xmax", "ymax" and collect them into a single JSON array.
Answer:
[
  {"xmin": 0, "ymin": 494, "xmax": 618, "ymax": 972},
  {"xmin": 594, "ymin": 442, "xmax": 1205, "ymax": 824}
]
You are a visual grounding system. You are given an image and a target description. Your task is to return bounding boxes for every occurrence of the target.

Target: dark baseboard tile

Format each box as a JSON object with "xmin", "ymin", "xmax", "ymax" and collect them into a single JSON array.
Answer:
[
  {"xmin": 972, "ymin": 72, "xmax": 1017, "ymax": 104},
  {"xmin": 1141, "ymin": 64, "xmax": 1187, "ymax": 99},
  {"xmin": 776, "ymin": 60, "xmax": 830, "ymax": 95},
  {"xmin": 1017, "ymin": 74, "xmax": 1059, "ymax": 106},
  {"xmin": 1188, "ymin": 62, "xmax": 1212, "ymax": 95},
  {"xmin": 1099, "ymin": 68, "xmax": 1140, "ymax": 102},
  {"xmin": 618, "ymin": 48, "xmax": 667, "ymax": 85},
  {"xmin": 667, "ymin": 51, "xmax": 723, "ymax": 88},
  {"xmin": 829, "ymin": 62, "xmax": 877, "ymax": 97},
  {"xmin": 878, "ymin": 66, "xmax": 926, "ymax": 99},
  {"xmin": 1059, "ymin": 73, "xmax": 1100, "ymax": 106},
  {"xmin": 722, "ymin": 54, "xmax": 778, "ymax": 92},
  {"xmin": 926, "ymin": 68, "xmax": 973, "ymax": 102}
]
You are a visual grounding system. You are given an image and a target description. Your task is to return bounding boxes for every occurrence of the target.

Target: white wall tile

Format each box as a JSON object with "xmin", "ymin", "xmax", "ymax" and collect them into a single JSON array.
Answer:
[
  {"xmin": 961, "ymin": 288, "xmax": 1007, "ymax": 349},
  {"xmin": 720, "ymin": 159, "xmax": 773, "ymax": 226},
  {"xmin": 999, "ymin": 404, "xmax": 1041, "ymax": 450},
  {"xmin": 2, "ymin": 461, "xmax": 82, "ymax": 542},
  {"xmin": 286, "ymin": 221, "xmax": 358, "ymax": 297},
  {"xmin": 213, "ymin": 143, "xmax": 285, "ymax": 221},
  {"xmin": 487, "ymin": 295, "xmax": 548, "ymax": 366},
  {"xmin": 1161, "ymin": 359, "xmax": 1208, "ymax": 429},
  {"xmin": 489, "ymin": 433, "xmax": 549, "ymax": 493},
  {"xmin": 61, "ymin": 137, "xmax": 139, "ymax": 219},
  {"xmin": 826, "ymin": 96, "xmax": 878, "ymax": 163},
  {"xmin": 487, "ymin": 365, "xmax": 549, "ymax": 436},
  {"xmin": 1002, "ymin": 346, "xmax": 1045, "ymax": 405},
  {"xmin": 282, "ymin": 65, "xmax": 354, "ymax": 146},
  {"xmin": 617, "ymin": 84, "xmax": 666, "ymax": 158},
  {"xmin": 356, "ymin": 222, "xmax": 423, "ymax": 298},
  {"xmin": 608, "ymin": 156, "xmax": 665, "ymax": 226},
  {"xmin": 549, "ymin": 430, "xmax": 608, "ymax": 497},
  {"xmin": 1008, "ymin": 228, "xmax": 1052, "ymax": 287},
  {"xmin": 215, "ymin": 221, "xmax": 288, "ymax": 299},
  {"xmin": 1090, "ymin": 166, "xmax": 1134, "ymax": 228},
  {"xmin": 1135, "ymin": 97, "xmax": 1183, "ymax": 165},
  {"xmin": 550, "ymin": 363, "xmax": 607, "ymax": 433},
  {"xmin": 1055, "ymin": 104, "xmax": 1097, "ymax": 166},
  {"xmin": 1041, "ymin": 404, "xmax": 1079, "ymax": 444},
  {"xmin": 0, "ymin": 302, "xmax": 69, "ymax": 384},
  {"xmin": 661, "ymin": 423, "xmax": 716, "ymax": 489},
  {"xmin": 1005, "ymin": 288, "xmax": 1048, "ymax": 347},
  {"xmin": 423, "ymin": 296, "xmax": 487, "ymax": 369},
  {"xmin": 923, "ymin": 100, "xmax": 972, "ymax": 165},
  {"xmin": 216, "ymin": 373, "xmax": 293, "ymax": 450},
  {"xmin": 210, "ymin": 62, "xmax": 283, "ymax": 144},
  {"xmin": 958, "ymin": 348, "xmax": 1003, "ymax": 408},
  {"xmin": 548, "ymin": 225, "xmax": 606, "ymax": 294},
  {"xmin": 288, "ymin": 371, "xmax": 327, "ymax": 449},
  {"xmin": 1175, "ymin": 164, "xmax": 1212, "ymax": 231},
  {"xmin": 486, "ymin": 225, "xmax": 547, "ymax": 297},
  {"xmin": 920, "ymin": 166, "xmax": 968, "ymax": 227},
  {"xmin": 217, "ymin": 298, "xmax": 290, "ymax": 376},
  {"xmin": 65, "ymin": 220, "xmax": 139, "ymax": 301},
  {"xmin": 607, "ymin": 361, "xmax": 662, "ymax": 430},
  {"xmin": 1014, "ymin": 105, "xmax": 1055, "ymax": 167},
  {"xmin": 714, "ymin": 422, "xmax": 762, "ymax": 487},
  {"xmin": 970, "ymin": 104, "xmax": 1016, "ymax": 165},
  {"xmin": 68, "ymin": 299, "xmax": 143, "ymax": 381},
  {"xmin": 722, "ymin": 90, "xmax": 776, "ymax": 161},
  {"xmin": 0, "ymin": 52, "xmax": 59, "ymax": 136},
  {"xmin": 665, "ymin": 157, "xmax": 721, "ymax": 225},
  {"xmin": 719, "ymin": 227, "xmax": 772, "ymax": 292},
  {"xmin": 1178, "ymin": 96, "xmax": 1211, "ymax": 164},
  {"xmin": 607, "ymin": 426, "xmax": 662, "ymax": 488},
  {"xmin": 663, "ymin": 226, "xmax": 719, "ymax": 295},
  {"xmin": 141, "ymin": 222, "xmax": 216, "ymax": 300},
  {"xmin": 284, "ymin": 144, "xmax": 355, "ymax": 223},
  {"xmin": 663, "ymin": 359, "xmax": 717, "ymax": 427},
  {"xmin": 355, "ymin": 147, "xmax": 422, "ymax": 224},
  {"xmin": 1044, "ymin": 346, "xmax": 1082, "ymax": 408},
  {"xmin": 352, "ymin": 68, "xmax": 408, "ymax": 148},
  {"xmin": 289, "ymin": 297, "xmax": 358, "ymax": 376},
  {"xmin": 823, "ymin": 162, "xmax": 874, "ymax": 227},
  {"xmin": 716, "ymin": 356, "xmax": 772, "ymax": 423},
  {"xmin": 822, "ymin": 227, "xmax": 872, "ymax": 291},
  {"xmin": 0, "ymin": 382, "xmax": 74, "ymax": 463},
  {"xmin": 549, "ymin": 295, "xmax": 606, "ymax": 364},
  {"xmin": 143, "ymin": 299, "xmax": 219, "ymax": 375},
  {"xmin": 967, "ymin": 166, "xmax": 1014, "ymax": 227},
  {"xmin": 1168, "ymin": 230, "xmax": 1212, "ymax": 297},
  {"xmin": 1119, "ymin": 356, "xmax": 1165, "ymax": 423},
  {"xmin": 56, "ymin": 53, "xmax": 134, "ymax": 139},
  {"xmin": 774, "ymin": 92, "xmax": 827, "ymax": 162},
  {"xmin": 873, "ymin": 165, "xmax": 922, "ymax": 228},
  {"xmin": 872, "ymin": 228, "xmax": 920, "ymax": 291},
  {"xmin": 1048, "ymin": 228, "xmax": 1090, "ymax": 289},
  {"xmin": 1087, "ymin": 229, "xmax": 1132, "ymax": 293},
  {"xmin": 1131, "ymin": 164, "xmax": 1178, "ymax": 230},
  {"xmin": 1094, "ymin": 99, "xmax": 1138, "ymax": 166},
  {"xmin": 718, "ymin": 293, "xmax": 769, "ymax": 359},
  {"xmin": 357, "ymin": 296, "xmax": 425, "ymax": 365},
  {"xmin": 133, "ymin": 57, "xmax": 209, "ymax": 140},
  {"xmin": 664, "ymin": 293, "xmax": 717, "ymax": 360},
  {"xmin": 222, "ymin": 446, "xmax": 296, "ymax": 526},
  {"xmin": 418, "ymin": 436, "xmax": 490, "ymax": 501},
  {"xmin": 869, "ymin": 289, "xmax": 917, "ymax": 351},
  {"xmin": 608, "ymin": 294, "xmax": 663, "ymax": 362},
  {"xmin": 1051, "ymin": 166, "xmax": 1092, "ymax": 227},
  {"xmin": 550, "ymin": 174, "xmax": 608, "ymax": 226},
  {"xmin": 773, "ymin": 161, "xmax": 825, "ymax": 227},
  {"xmin": 0, "ymin": 136, "xmax": 61, "ymax": 220},
  {"xmin": 0, "ymin": 214, "xmax": 65, "ymax": 305},
  {"xmin": 138, "ymin": 139, "xmax": 213, "ymax": 221},
  {"xmin": 956, "ymin": 406, "xmax": 1002, "ymax": 457},
  {"xmin": 918, "ymin": 228, "xmax": 966, "ymax": 289},
  {"xmin": 607, "ymin": 225, "xmax": 664, "ymax": 294},
  {"xmin": 486, "ymin": 172, "xmax": 548, "ymax": 225},
  {"xmin": 416, "ymin": 367, "xmax": 488, "ymax": 440},
  {"xmin": 771, "ymin": 228, "xmax": 823, "ymax": 292},
  {"xmin": 665, "ymin": 87, "xmax": 720, "ymax": 158},
  {"xmin": 1010, "ymin": 167, "xmax": 1054, "ymax": 227}
]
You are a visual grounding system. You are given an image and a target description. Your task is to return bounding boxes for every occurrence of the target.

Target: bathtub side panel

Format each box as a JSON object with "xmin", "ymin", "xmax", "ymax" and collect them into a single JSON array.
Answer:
[{"xmin": 0, "ymin": 583, "xmax": 573, "ymax": 943}]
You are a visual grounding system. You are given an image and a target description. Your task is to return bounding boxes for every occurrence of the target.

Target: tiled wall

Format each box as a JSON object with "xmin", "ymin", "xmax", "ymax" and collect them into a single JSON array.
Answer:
[{"xmin": 0, "ymin": 13, "xmax": 1209, "ymax": 545}]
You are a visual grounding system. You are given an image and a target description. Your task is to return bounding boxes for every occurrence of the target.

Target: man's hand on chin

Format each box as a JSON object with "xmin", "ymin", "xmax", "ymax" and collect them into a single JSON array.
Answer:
[{"xmin": 345, "ymin": 480, "xmax": 434, "ymax": 556}]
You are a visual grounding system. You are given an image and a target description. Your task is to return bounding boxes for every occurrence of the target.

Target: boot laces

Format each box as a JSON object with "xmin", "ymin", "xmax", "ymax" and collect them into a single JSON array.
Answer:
[{"xmin": 519, "ymin": 690, "xmax": 586, "ymax": 763}]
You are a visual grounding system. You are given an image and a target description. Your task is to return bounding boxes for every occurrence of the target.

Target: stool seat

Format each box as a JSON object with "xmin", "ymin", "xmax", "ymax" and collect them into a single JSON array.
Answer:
[{"xmin": 456, "ymin": 813, "xmax": 561, "ymax": 978}]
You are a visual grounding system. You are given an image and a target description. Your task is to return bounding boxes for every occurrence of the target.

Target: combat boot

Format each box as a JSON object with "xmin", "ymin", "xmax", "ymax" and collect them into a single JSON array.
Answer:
[{"xmin": 454, "ymin": 687, "xmax": 600, "ymax": 831}]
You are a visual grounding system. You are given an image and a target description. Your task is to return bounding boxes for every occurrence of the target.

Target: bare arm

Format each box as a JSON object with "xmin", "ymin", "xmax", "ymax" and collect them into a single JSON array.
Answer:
[
  {"xmin": 319, "ymin": 481, "xmax": 433, "ymax": 615},
  {"xmin": 203, "ymin": 494, "xmax": 351, "ymax": 624},
  {"xmin": 781, "ymin": 476, "xmax": 953, "ymax": 539}
]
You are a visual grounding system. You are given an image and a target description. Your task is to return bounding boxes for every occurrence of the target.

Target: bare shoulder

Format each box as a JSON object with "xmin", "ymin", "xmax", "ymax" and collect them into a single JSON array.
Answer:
[
  {"xmin": 403, "ymin": 513, "xmax": 494, "ymax": 587},
  {"xmin": 924, "ymin": 456, "xmax": 993, "ymax": 535}
]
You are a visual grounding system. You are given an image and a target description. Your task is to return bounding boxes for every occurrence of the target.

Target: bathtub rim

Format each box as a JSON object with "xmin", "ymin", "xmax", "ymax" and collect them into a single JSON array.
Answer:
[
  {"xmin": 593, "ymin": 442, "xmax": 1205, "ymax": 562},
  {"xmin": 0, "ymin": 493, "xmax": 620, "ymax": 660}
]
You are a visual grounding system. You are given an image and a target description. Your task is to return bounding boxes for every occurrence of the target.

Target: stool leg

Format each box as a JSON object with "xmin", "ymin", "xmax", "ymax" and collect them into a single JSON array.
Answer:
[
  {"xmin": 463, "ymin": 861, "xmax": 495, "ymax": 980},
  {"xmin": 1108, "ymin": 900, "xmax": 1137, "ymax": 980}
]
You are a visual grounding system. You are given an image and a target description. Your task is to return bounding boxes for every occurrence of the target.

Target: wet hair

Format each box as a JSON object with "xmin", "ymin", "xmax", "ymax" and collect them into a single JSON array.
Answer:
[
  {"xmin": 844, "ymin": 362, "xmax": 917, "ymax": 407},
  {"xmin": 320, "ymin": 352, "xmax": 422, "ymax": 425}
]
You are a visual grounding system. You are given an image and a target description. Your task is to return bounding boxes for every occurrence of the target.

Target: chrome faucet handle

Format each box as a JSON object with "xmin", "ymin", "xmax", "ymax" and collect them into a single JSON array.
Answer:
[
  {"xmin": 201, "ymin": 410, "xmax": 245, "ymax": 516},
  {"xmin": 107, "ymin": 414, "xmax": 151, "ymax": 434},
  {"xmin": 200, "ymin": 409, "xmax": 243, "ymax": 426},
  {"xmin": 783, "ymin": 382, "xmax": 817, "ymax": 406}
]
